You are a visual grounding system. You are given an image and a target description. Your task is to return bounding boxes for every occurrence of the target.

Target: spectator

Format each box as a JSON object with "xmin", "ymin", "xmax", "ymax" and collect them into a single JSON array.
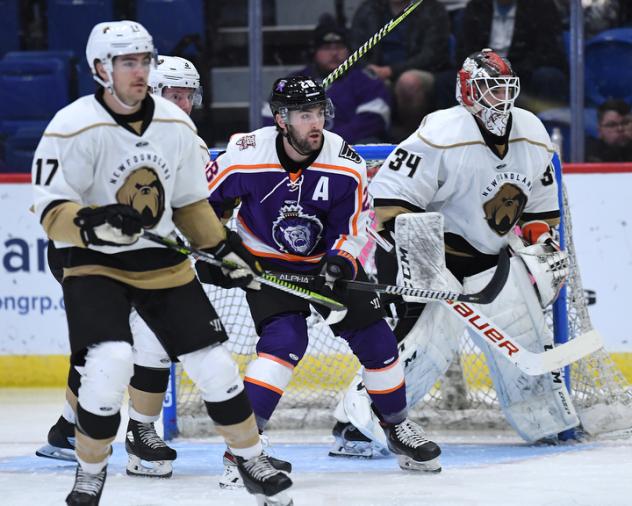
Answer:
[
  {"xmin": 350, "ymin": 0, "xmax": 451, "ymax": 141},
  {"xmin": 457, "ymin": 0, "xmax": 568, "ymax": 110},
  {"xmin": 586, "ymin": 99, "xmax": 632, "ymax": 162},
  {"xmin": 263, "ymin": 15, "xmax": 392, "ymax": 143}
]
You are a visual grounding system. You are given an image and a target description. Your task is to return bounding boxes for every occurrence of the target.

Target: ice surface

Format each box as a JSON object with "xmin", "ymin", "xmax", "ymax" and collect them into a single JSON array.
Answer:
[{"xmin": 1, "ymin": 389, "xmax": 631, "ymax": 506}]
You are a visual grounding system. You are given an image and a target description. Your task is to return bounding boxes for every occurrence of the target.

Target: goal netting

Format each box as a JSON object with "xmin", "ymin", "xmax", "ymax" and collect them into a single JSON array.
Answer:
[{"xmin": 165, "ymin": 145, "xmax": 632, "ymax": 439}]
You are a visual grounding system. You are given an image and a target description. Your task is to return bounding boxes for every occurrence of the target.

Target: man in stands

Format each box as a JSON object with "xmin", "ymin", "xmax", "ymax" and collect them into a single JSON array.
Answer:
[
  {"xmin": 263, "ymin": 14, "xmax": 392, "ymax": 144},
  {"xmin": 586, "ymin": 99, "xmax": 632, "ymax": 162},
  {"xmin": 350, "ymin": 0, "xmax": 451, "ymax": 141}
]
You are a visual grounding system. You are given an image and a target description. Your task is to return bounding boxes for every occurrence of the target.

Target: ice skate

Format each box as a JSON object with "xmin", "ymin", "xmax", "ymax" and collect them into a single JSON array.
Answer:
[
  {"xmin": 219, "ymin": 448, "xmax": 292, "ymax": 489},
  {"xmin": 383, "ymin": 419, "xmax": 442, "ymax": 473},
  {"xmin": 235, "ymin": 453, "xmax": 293, "ymax": 506},
  {"xmin": 36, "ymin": 416, "xmax": 77, "ymax": 462},
  {"xmin": 328, "ymin": 421, "xmax": 378, "ymax": 458},
  {"xmin": 125, "ymin": 419, "xmax": 177, "ymax": 478},
  {"xmin": 65, "ymin": 465, "xmax": 106, "ymax": 506}
]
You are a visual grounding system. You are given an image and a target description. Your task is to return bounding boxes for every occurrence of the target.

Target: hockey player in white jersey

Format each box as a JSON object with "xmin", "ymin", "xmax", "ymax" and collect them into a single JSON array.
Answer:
[
  {"xmin": 332, "ymin": 48, "xmax": 578, "ymax": 455},
  {"xmin": 35, "ymin": 54, "xmax": 208, "ymax": 480},
  {"xmin": 32, "ymin": 21, "xmax": 292, "ymax": 506}
]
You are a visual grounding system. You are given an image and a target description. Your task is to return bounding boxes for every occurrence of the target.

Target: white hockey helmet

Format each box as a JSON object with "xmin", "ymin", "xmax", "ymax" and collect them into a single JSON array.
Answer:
[
  {"xmin": 456, "ymin": 48, "xmax": 520, "ymax": 136},
  {"xmin": 149, "ymin": 55, "xmax": 202, "ymax": 107},
  {"xmin": 85, "ymin": 20, "xmax": 156, "ymax": 91}
]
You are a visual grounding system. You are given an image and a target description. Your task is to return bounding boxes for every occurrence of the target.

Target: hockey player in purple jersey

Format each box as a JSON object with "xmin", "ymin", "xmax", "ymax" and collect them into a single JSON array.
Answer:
[{"xmin": 201, "ymin": 76, "xmax": 442, "ymax": 483}]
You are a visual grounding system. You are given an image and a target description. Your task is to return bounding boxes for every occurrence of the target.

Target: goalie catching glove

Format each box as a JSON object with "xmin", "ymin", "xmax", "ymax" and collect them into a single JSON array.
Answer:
[
  {"xmin": 74, "ymin": 204, "xmax": 143, "ymax": 246},
  {"xmin": 195, "ymin": 229, "xmax": 263, "ymax": 290},
  {"xmin": 513, "ymin": 232, "xmax": 569, "ymax": 308}
]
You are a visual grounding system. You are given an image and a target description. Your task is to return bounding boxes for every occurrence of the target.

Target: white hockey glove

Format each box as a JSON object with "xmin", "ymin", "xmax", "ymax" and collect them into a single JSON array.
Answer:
[
  {"xmin": 74, "ymin": 204, "xmax": 143, "ymax": 246},
  {"xmin": 514, "ymin": 234, "xmax": 569, "ymax": 308}
]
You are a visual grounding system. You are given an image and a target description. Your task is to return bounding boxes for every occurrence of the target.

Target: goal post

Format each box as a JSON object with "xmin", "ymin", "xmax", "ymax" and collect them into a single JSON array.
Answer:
[{"xmin": 162, "ymin": 144, "xmax": 632, "ymax": 440}]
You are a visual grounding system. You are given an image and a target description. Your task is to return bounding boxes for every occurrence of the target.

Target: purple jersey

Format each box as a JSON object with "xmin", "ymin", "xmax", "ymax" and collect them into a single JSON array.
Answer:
[{"xmin": 207, "ymin": 127, "xmax": 370, "ymax": 275}]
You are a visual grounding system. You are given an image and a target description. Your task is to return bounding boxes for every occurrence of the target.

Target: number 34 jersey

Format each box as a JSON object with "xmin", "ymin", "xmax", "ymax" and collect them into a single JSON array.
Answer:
[{"xmin": 369, "ymin": 106, "xmax": 560, "ymax": 255}]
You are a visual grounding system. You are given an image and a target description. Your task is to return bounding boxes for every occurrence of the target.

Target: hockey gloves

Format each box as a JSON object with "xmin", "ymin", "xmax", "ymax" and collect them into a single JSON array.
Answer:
[
  {"xmin": 195, "ymin": 229, "xmax": 263, "ymax": 290},
  {"xmin": 75, "ymin": 204, "xmax": 143, "ymax": 246}
]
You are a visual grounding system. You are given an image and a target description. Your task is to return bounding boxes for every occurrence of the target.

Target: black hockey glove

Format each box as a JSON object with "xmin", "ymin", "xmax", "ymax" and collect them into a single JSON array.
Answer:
[
  {"xmin": 74, "ymin": 204, "xmax": 143, "ymax": 247},
  {"xmin": 312, "ymin": 254, "xmax": 356, "ymax": 298},
  {"xmin": 195, "ymin": 229, "xmax": 263, "ymax": 290}
]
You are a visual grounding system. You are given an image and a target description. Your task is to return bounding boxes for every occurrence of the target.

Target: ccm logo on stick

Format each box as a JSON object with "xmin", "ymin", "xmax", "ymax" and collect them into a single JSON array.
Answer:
[{"xmin": 445, "ymin": 300, "xmax": 520, "ymax": 357}]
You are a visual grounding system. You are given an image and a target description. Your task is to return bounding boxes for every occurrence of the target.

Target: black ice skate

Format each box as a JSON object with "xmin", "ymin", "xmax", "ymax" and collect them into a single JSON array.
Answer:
[
  {"xmin": 235, "ymin": 453, "xmax": 293, "ymax": 506},
  {"xmin": 36, "ymin": 416, "xmax": 77, "ymax": 462},
  {"xmin": 65, "ymin": 465, "xmax": 107, "ymax": 506},
  {"xmin": 383, "ymin": 419, "xmax": 442, "ymax": 473},
  {"xmin": 220, "ymin": 448, "xmax": 292, "ymax": 489},
  {"xmin": 328, "ymin": 421, "xmax": 384, "ymax": 458},
  {"xmin": 125, "ymin": 419, "xmax": 177, "ymax": 478}
]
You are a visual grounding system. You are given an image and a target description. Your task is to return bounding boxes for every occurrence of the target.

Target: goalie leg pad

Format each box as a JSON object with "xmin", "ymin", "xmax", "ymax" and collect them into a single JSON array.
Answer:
[
  {"xmin": 178, "ymin": 344, "xmax": 244, "ymax": 403},
  {"xmin": 398, "ymin": 298, "xmax": 465, "ymax": 408},
  {"xmin": 463, "ymin": 258, "xmax": 580, "ymax": 442}
]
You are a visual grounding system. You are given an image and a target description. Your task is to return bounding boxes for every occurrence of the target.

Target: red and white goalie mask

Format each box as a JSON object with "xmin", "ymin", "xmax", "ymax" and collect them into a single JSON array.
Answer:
[{"xmin": 456, "ymin": 48, "xmax": 520, "ymax": 136}]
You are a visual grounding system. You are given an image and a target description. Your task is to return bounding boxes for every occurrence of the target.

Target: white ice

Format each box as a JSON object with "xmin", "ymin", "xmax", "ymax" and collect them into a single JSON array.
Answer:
[{"xmin": 1, "ymin": 388, "xmax": 631, "ymax": 506}]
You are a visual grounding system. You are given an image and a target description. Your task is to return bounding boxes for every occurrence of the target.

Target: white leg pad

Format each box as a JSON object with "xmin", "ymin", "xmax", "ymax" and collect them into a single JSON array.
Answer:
[
  {"xmin": 400, "ymin": 298, "xmax": 466, "ymax": 407},
  {"xmin": 178, "ymin": 344, "xmax": 244, "ymax": 403},
  {"xmin": 78, "ymin": 341, "xmax": 134, "ymax": 416},
  {"xmin": 130, "ymin": 310, "xmax": 172, "ymax": 369},
  {"xmin": 463, "ymin": 258, "xmax": 580, "ymax": 442}
]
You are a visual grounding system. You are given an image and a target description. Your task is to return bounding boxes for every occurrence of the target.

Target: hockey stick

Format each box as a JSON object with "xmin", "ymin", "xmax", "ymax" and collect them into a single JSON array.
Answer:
[
  {"xmin": 141, "ymin": 231, "xmax": 345, "ymax": 312},
  {"xmin": 441, "ymin": 300, "xmax": 603, "ymax": 375},
  {"xmin": 373, "ymin": 228, "xmax": 604, "ymax": 375},
  {"xmin": 272, "ymin": 246, "xmax": 509, "ymax": 304},
  {"xmin": 322, "ymin": 0, "xmax": 424, "ymax": 88}
]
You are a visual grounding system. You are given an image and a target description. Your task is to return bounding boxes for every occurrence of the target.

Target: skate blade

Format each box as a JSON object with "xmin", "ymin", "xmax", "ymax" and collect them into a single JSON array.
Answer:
[
  {"xmin": 397, "ymin": 454, "xmax": 442, "ymax": 473},
  {"xmin": 328, "ymin": 443, "xmax": 374, "ymax": 459},
  {"xmin": 255, "ymin": 491, "xmax": 293, "ymax": 506},
  {"xmin": 126, "ymin": 454, "xmax": 173, "ymax": 478},
  {"xmin": 35, "ymin": 444, "xmax": 77, "ymax": 462}
]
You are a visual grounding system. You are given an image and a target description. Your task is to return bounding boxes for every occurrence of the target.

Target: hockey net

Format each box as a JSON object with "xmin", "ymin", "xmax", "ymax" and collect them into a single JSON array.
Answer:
[{"xmin": 168, "ymin": 145, "xmax": 632, "ymax": 438}]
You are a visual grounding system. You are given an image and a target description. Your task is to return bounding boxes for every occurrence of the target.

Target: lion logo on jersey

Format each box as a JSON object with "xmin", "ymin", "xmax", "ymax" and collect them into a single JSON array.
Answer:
[
  {"xmin": 483, "ymin": 183, "xmax": 527, "ymax": 235},
  {"xmin": 272, "ymin": 204, "xmax": 323, "ymax": 255},
  {"xmin": 116, "ymin": 167, "xmax": 165, "ymax": 228}
]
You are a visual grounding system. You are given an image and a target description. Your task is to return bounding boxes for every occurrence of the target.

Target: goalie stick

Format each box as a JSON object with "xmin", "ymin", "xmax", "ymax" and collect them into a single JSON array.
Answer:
[
  {"xmin": 141, "ymin": 231, "xmax": 345, "ymax": 313},
  {"xmin": 374, "ymin": 220, "xmax": 604, "ymax": 375},
  {"xmin": 273, "ymin": 246, "xmax": 509, "ymax": 304}
]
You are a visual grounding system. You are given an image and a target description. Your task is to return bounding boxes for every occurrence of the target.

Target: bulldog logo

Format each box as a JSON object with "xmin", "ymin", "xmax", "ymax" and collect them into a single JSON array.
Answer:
[
  {"xmin": 116, "ymin": 167, "xmax": 165, "ymax": 228},
  {"xmin": 483, "ymin": 183, "xmax": 527, "ymax": 236}
]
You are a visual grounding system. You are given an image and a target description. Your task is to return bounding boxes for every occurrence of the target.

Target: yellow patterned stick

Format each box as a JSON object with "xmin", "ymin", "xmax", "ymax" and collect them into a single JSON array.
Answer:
[{"xmin": 322, "ymin": 0, "xmax": 424, "ymax": 88}]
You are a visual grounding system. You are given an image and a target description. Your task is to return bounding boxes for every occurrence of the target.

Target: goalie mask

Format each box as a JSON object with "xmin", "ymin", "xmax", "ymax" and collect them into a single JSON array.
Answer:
[
  {"xmin": 149, "ymin": 55, "xmax": 203, "ymax": 108},
  {"xmin": 456, "ymin": 48, "xmax": 520, "ymax": 136},
  {"xmin": 86, "ymin": 20, "xmax": 156, "ymax": 106}
]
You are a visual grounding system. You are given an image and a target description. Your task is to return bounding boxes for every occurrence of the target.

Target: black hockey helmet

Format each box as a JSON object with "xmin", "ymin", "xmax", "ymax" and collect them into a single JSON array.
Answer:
[{"xmin": 269, "ymin": 76, "xmax": 334, "ymax": 121}]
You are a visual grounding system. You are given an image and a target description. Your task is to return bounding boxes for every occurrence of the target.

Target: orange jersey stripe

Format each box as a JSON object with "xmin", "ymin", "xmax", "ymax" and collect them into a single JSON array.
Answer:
[
  {"xmin": 366, "ymin": 380, "xmax": 405, "ymax": 395},
  {"xmin": 258, "ymin": 352, "xmax": 295, "ymax": 370},
  {"xmin": 244, "ymin": 376, "xmax": 284, "ymax": 396},
  {"xmin": 311, "ymin": 162, "xmax": 364, "ymax": 236},
  {"xmin": 208, "ymin": 163, "xmax": 284, "ymax": 192}
]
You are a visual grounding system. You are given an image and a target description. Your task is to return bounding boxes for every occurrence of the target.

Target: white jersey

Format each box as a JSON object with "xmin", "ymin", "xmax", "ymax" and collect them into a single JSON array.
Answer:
[
  {"xmin": 370, "ymin": 106, "xmax": 559, "ymax": 255},
  {"xmin": 32, "ymin": 93, "xmax": 209, "ymax": 255}
]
